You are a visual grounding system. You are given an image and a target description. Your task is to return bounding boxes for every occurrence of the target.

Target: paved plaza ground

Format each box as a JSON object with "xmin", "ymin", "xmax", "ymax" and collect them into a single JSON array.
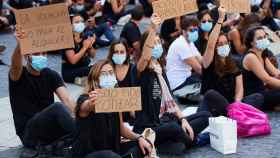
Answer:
[{"xmin": 0, "ymin": 18, "xmax": 280, "ymax": 158}]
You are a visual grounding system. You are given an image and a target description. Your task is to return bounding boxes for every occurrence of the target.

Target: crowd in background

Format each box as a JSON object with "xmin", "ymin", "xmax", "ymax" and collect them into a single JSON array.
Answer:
[{"xmin": 4, "ymin": 0, "xmax": 280, "ymax": 158}]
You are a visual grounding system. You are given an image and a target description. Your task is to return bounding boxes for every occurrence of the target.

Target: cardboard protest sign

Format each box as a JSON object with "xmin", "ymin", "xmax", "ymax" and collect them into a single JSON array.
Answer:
[
  {"xmin": 15, "ymin": 3, "xmax": 74, "ymax": 54},
  {"xmin": 95, "ymin": 87, "xmax": 142, "ymax": 113},
  {"xmin": 220, "ymin": 0, "xmax": 251, "ymax": 13},
  {"xmin": 152, "ymin": 0, "xmax": 198, "ymax": 20},
  {"xmin": 183, "ymin": 0, "xmax": 198, "ymax": 15}
]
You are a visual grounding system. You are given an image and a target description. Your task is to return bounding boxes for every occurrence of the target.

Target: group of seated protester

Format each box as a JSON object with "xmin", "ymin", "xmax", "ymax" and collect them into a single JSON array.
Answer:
[{"xmin": 7, "ymin": 0, "xmax": 280, "ymax": 158}]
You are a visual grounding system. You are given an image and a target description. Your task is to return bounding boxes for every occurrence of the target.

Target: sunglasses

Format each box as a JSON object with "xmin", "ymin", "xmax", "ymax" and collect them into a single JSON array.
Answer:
[{"xmin": 201, "ymin": 20, "xmax": 213, "ymax": 23}]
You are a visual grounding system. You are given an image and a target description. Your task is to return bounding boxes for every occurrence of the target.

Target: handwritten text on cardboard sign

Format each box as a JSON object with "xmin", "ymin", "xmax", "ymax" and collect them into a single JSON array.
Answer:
[
  {"xmin": 95, "ymin": 87, "xmax": 142, "ymax": 113},
  {"xmin": 15, "ymin": 3, "xmax": 74, "ymax": 54}
]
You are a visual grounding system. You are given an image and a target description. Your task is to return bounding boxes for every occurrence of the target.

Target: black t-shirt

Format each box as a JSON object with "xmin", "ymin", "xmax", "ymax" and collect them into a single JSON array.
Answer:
[
  {"xmin": 62, "ymin": 41, "xmax": 91, "ymax": 70},
  {"xmin": 120, "ymin": 21, "xmax": 141, "ymax": 48},
  {"xmin": 117, "ymin": 64, "xmax": 133, "ymax": 88},
  {"xmin": 71, "ymin": 94, "xmax": 121, "ymax": 158},
  {"xmin": 133, "ymin": 69, "xmax": 167, "ymax": 133},
  {"xmin": 241, "ymin": 53, "xmax": 265, "ymax": 96},
  {"xmin": 201, "ymin": 60, "xmax": 241, "ymax": 103},
  {"xmin": 9, "ymin": 67, "xmax": 64, "ymax": 139}
]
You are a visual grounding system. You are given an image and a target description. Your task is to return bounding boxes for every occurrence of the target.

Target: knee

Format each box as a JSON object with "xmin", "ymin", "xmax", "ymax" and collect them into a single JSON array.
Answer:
[
  {"xmin": 49, "ymin": 102, "xmax": 70, "ymax": 114},
  {"xmin": 204, "ymin": 89, "xmax": 221, "ymax": 99},
  {"xmin": 85, "ymin": 151, "xmax": 121, "ymax": 158},
  {"xmin": 197, "ymin": 111, "xmax": 212, "ymax": 118},
  {"xmin": 168, "ymin": 122, "xmax": 185, "ymax": 135}
]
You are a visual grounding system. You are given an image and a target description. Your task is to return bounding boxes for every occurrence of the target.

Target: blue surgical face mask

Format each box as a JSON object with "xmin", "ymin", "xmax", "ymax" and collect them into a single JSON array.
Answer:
[
  {"xmin": 31, "ymin": 55, "xmax": 48, "ymax": 71},
  {"xmin": 187, "ymin": 30, "xmax": 199, "ymax": 43},
  {"xmin": 99, "ymin": 74, "xmax": 117, "ymax": 89},
  {"xmin": 200, "ymin": 21, "xmax": 213, "ymax": 32},
  {"xmin": 217, "ymin": 44, "xmax": 231, "ymax": 57},
  {"xmin": 73, "ymin": 22, "xmax": 85, "ymax": 33},
  {"xmin": 152, "ymin": 44, "xmax": 163, "ymax": 59},
  {"xmin": 112, "ymin": 54, "xmax": 126, "ymax": 65},
  {"xmin": 256, "ymin": 38, "xmax": 270, "ymax": 50}
]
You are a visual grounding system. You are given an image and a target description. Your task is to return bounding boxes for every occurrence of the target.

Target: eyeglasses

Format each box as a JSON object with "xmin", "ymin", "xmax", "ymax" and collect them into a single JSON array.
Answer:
[{"xmin": 201, "ymin": 20, "xmax": 213, "ymax": 23}]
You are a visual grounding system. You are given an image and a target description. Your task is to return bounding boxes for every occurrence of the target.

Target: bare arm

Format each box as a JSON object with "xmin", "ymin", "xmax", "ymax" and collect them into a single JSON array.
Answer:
[
  {"xmin": 137, "ymin": 14, "xmax": 161, "ymax": 73},
  {"xmin": 10, "ymin": 44, "xmax": 23, "ymax": 81},
  {"xmin": 66, "ymin": 36, "xmax": 95, "ymax": 64},
  {"xmin": 119, "ymin": 113, "xmax": 139, "ymax": 140},
  {"xmin": 202, "ymin": 7, "xmax": 226, "ymax": 68},
  {"xmin": 235, "ymin": 74, "xmax": 244, "ymax": 101},
  {"xmin": 184, "ymin": 57, "xmax": 202, "ymax": 75},
  {"xmin": 65, "ymin": 48, "xmax": 87, "ymax": 65},
  {"xmin": 111, "ymin": 0, "xmax": 124, "ymax": 14},
  {"xmin": 262, "ymin": 0, "xmax": 272, "ymax": 10},
  {"xmin": 228, "ymin": 29, "xmax": 246, "ymax": 54},
  {"xmin": 243, "ymin": 54, "xmax": 280, "ymax": 88},
  {"xmin": 77, "ymin": 91, "xmax": 97, "ymax": 118},
  {"xmin": 265, "ymin": 58, "xmax": 280, "ymax": 77},
  {"xmin": 10, "ymin": 27, "xmax": 25, "ymax": 81},
  {"xmin": 55, "ymin": 86, "xmax": 76, "ymax": 114}
]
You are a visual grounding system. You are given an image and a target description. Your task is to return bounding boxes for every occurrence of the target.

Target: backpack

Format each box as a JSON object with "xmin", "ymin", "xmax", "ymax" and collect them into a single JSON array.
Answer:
[{"xmin": 227, "ymin": 102, "xmax": 271, "ymax": 137}]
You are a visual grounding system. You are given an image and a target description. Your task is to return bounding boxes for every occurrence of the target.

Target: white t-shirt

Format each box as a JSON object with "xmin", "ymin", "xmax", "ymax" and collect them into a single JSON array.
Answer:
[{"xmin": 166, "ymin": 35, "xmax": 201, "ymax": 90}]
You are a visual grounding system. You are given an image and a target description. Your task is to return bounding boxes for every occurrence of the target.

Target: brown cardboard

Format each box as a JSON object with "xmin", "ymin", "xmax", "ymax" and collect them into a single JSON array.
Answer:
[
  {"xmin": 15, "ymin": 3, "xmax": 74, "ymax": 54},
  {"xmin": 95, "ymin": 87, "xmax": 142, "ymax": 113},
  {"xmin": 183, "ymin": 0, "xmax": 199, "ymax": 15},
  {"xmin": 220, "ymin": 0, "xmax": 251, "ymax": 13}
]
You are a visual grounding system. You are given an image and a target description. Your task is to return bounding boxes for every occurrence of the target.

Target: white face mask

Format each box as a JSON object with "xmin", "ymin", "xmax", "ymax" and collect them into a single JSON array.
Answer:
[
  {"xmin": 217, "ymin": 44, "xmax": 231, "ymax": 57},
  {"xmin": 73, "ymin": 22, "xmax": 85, "ymax": 33}
]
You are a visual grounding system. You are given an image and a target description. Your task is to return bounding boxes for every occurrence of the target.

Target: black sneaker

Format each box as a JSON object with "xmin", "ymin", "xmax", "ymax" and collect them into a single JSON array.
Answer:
[
  {"xmin": 37, "ymin": 144, "xmax": 53, "ymax": 158},
  {"xmin": 20, "ymin": 147, "xmax": 38, "ymax": 158}
]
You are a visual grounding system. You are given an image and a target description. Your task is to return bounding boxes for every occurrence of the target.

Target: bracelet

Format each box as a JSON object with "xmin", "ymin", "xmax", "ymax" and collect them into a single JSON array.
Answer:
[{"xmin": 135, "ymin": 134, "xmax": 143, "ymax": 141}]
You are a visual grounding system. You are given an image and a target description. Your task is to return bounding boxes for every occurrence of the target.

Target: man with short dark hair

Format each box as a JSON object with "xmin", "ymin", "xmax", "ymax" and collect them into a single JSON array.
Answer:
[
  {"xmin": 10, "ymin": 26, "xmax": 75, "ymax": 158},
  {"xmin": 120, "ymin": 5, "xmax": 144, "ymax": 62}
]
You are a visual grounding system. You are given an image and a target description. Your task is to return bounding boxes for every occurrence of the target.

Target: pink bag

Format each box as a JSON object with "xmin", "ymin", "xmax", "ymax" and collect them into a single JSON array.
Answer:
[{"xmin": 227, "ymin": 102, "xmax": 271, "ymax": 137}]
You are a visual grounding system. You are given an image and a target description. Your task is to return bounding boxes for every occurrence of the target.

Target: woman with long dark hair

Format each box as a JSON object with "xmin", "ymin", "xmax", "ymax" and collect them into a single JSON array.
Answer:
[{"xmin": 133, "ymin": 14, "xmax": 210, "ymax": 149}]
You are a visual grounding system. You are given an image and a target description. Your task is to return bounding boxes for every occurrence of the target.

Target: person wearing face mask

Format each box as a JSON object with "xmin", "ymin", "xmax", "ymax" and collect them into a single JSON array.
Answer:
[
  {"xmin": 166, "ymin": 16, "xmax": 202, "ymax": 95},
  {"xmin": 198, "ymin": 29, "xmax": 264, "ymax": 116},
  {"xmin": 195, "ymin": 9, "xmax": 214, "ymax": 55},
  {"xmin": 70, "ymin": 60, "xmax": 152, "ymax": 158},
  {"xmin": 9, "ymin": 27, "xmax": 76, "ymax": 157},
  {"xmin": 107, "ymin": 39, "xmax": 137, "ymax": 124},
  {"xmin": 242, "ymin": 26, "xmax": 280, "ymax": 110},
  {"xmin": 133, "ymin": 14, "xmax": 211, "ymax": 151},
  {"xmin": 62, "ymin": 14, "xmax": 96, "ymax": 84},
  {"xmin": 103, "ymin": 0, "xmax": 132, "ymax": 25},
  {"xmin": 166, "ymin": 12, "xmax": 225, "ymax": 97}
]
